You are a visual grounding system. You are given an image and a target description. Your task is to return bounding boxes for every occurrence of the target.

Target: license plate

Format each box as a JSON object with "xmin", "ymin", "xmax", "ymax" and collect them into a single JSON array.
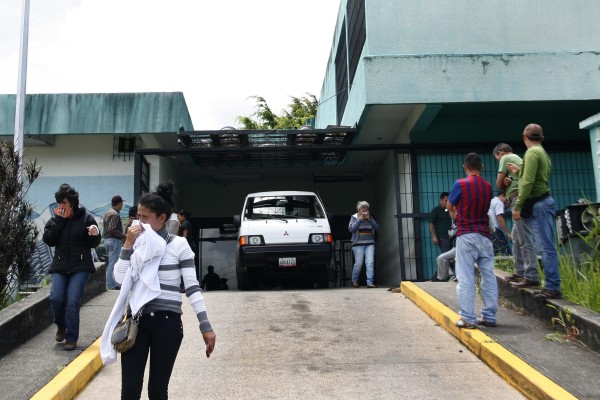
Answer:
[{"xmin": 279, "ymin": 257, "xmax": 296, "ymax": 267}]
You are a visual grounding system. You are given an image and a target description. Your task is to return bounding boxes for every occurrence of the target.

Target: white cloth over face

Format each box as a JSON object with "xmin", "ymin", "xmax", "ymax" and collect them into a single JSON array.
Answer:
[{"xmin": 100, "ymin": 222, "xmax": 166, "ymax": 365}]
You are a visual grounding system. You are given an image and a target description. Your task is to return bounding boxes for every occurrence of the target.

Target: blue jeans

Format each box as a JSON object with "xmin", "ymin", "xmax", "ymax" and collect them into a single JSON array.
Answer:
[
  {"xmin": 529, "ymin": 196, "xmax": 561, "ymax": 291},
  {"xmin": 121, "ymin": 312, "xmax": 184, "ymax": 400},
  {"xmin": 50, "ymin": 271, "xmax": 91, "ymax": 342},
  {"xmin": 352, "ymin": 244, "xmax": 375, "ymax": 286},
  {"xmin": 105, "ymin": 238, "xmax": 122, "ymax": 289},
  {"xmin": 455, "ymin": 233, "xmax": 497, "ymax": 324}
]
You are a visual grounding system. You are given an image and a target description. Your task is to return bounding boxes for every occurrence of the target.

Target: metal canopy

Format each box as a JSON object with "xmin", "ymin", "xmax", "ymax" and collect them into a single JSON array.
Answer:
[{"xmin": 176, "ymin": 127, "xmax": 356, "ymax": 169}]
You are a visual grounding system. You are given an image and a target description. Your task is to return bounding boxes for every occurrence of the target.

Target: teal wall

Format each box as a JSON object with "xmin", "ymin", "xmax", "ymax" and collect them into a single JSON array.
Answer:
[{"xmin": 316, "ymin": 0, "xmax": 600, "ymax": 129}]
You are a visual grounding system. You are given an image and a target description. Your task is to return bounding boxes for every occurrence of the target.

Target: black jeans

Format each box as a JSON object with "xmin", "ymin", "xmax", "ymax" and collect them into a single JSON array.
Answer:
[
  {"xmin": 437, "ymin": 238, "xmax": 452, "ymax": 254},
  {"xmin": 121, "ymin": 311, "xmax": 184, "ymax": 400}
]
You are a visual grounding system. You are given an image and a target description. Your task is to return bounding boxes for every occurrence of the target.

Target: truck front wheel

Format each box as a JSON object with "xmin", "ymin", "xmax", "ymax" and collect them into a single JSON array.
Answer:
[{"xmin": 237, "ymin": 270, "xmax": 253, "ymax": 290}]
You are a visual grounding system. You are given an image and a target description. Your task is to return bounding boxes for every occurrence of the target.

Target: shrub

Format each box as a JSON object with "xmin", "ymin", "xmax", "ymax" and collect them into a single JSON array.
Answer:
[{"xmin": 0, "ymin": 141, "xmax": 41, "ymax": 308}]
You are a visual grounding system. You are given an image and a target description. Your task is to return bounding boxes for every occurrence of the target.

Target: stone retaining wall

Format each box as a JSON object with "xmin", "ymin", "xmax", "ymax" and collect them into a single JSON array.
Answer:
[
  {"xmin": 0, "ymin": 263, "xmax": 106, "ymax": 359},
  {"xmin": 496, "ymin": 269, "xmax": 600, "ymax": 352}
]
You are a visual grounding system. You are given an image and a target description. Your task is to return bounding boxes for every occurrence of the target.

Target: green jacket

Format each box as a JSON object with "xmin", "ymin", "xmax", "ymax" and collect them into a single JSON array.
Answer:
[{"xmin": 514, "ymin": 144, "xmax": 551, "ymax": 212}]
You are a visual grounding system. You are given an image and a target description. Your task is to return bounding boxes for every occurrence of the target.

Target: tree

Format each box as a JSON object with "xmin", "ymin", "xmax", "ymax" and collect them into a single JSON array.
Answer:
[
  {"xmin": 237, "ymin": 94, "xmax": 318, "ymax": 130},
  {"xmin": 0, "ymin": 141, "xmax": 41, "ymax": 308}
]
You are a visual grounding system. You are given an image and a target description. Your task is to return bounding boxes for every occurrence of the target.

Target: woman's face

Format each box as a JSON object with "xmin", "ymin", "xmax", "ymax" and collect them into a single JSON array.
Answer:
[
  {"xmin": 177, "ymin": 214, "xmax": 184, "ymax": 223},
  {"xmin": 58, "ymin": 198, "xmax": 73, "ymax": 212},
  {"xmin": 136, "ymin": 204, "xmax": 167, "ymax": 232}
]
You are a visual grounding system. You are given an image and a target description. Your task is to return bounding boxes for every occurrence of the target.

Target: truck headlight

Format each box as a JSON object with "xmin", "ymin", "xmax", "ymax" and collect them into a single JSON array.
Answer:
[
  {"xmin": 309, "ymin": 233, "xmax": 332, "ymax": 244},
  {"xmin": 239, "ymin": 235, "xmax": 264, "ymax": 246}
]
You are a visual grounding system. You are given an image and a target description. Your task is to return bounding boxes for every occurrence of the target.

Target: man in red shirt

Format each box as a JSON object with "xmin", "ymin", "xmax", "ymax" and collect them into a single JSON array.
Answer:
[{"xmin": 447, "ymin": 153, "xmax": 497, "ymax": 329}]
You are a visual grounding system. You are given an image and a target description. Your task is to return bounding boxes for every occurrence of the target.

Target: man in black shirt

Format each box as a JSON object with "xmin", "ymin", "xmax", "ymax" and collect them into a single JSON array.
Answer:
[
  {"xmin": 201, "ymin": 265, "xmax": 221, "ymax": 291},
  {"xmin": 429, "ymin": 192, "xmax": 452, "ymax": 253}
]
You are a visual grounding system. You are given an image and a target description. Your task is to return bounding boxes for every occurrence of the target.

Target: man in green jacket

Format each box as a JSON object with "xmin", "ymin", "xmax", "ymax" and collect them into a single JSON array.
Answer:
[{"xmin": 509, "ymin": 124, "xmax": 561, "ymax": 299}]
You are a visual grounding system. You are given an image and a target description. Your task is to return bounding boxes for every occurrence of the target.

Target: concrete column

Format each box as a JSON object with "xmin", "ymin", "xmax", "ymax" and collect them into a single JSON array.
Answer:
[{"xmin": 580, "ymin": 113, "xmax": 600, "ymax": 203}]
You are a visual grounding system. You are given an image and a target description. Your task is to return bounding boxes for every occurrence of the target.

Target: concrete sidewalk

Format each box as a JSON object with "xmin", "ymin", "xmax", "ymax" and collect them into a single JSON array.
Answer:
[
  {"xmin": 0, "ymin": 290, "xmax": 119, "ymax": 400},
  {"xmin": 405, "ymin": 281, "xmax": 600, "ymax": 399},
  {"xmin": 1, "ymin": 272, "xmax": 599, "ymax": 400}
]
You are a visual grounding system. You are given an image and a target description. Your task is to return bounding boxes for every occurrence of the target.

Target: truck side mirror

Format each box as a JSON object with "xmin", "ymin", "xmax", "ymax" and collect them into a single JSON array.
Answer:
[{"xmin": 233, "ymin": 215, "xmax": 241, "ymax": 228}]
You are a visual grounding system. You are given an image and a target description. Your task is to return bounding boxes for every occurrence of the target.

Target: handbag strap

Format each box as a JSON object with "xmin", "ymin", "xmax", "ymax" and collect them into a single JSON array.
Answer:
[{"xmin": 132, "ymin": 306, "xmax": 143, "ymax": 325}]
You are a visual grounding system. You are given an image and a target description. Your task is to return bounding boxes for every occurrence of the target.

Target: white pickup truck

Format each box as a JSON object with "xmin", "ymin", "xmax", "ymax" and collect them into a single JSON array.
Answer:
[{"xmin": 233, "ymin": 191, "xmax": 333, "ymax": 289}]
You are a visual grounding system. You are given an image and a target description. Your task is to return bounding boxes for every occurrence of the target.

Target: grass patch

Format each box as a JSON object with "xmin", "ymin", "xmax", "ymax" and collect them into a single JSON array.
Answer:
[
  {"xmin": 494, "ymin": 251, "xmax": 600, "ymax": 314},
  {"xmin": 559, "ymin": 255, "xmax": 600, "ymax": 313}
]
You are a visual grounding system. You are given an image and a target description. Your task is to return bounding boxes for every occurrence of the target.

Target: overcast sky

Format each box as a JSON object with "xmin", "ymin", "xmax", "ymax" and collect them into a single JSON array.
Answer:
[{"xmin": 0, "ymin": 0, "xmax": 340, "ymax": 129}]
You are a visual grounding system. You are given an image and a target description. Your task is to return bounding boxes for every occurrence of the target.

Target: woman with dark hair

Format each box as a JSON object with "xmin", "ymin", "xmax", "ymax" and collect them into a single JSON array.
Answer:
[
  {"xmin": 103, "ymin": 181, "xmax": 216, "ymax": 399},
  {"xmin": 43, "ymin": 183, "xmax": 101, "ymax": 351}
]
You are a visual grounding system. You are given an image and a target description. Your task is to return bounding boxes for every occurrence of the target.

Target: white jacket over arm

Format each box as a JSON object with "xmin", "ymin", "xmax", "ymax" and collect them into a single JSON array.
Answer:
[{"xmin": 100, "ymin": 223, "xmax": 165, "ymax": 365}]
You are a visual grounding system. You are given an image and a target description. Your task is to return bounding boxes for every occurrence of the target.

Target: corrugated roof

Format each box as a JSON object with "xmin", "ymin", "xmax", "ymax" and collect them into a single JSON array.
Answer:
[{"xmin": 0, "ymin": 92, "xmax": 193, "ymax": 135}]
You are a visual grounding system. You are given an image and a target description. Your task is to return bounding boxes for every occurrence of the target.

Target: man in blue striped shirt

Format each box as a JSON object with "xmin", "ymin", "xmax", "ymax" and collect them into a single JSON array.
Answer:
[{"xmin": 447, "ymin": 153, "xmax": 497, "ymax": 329}]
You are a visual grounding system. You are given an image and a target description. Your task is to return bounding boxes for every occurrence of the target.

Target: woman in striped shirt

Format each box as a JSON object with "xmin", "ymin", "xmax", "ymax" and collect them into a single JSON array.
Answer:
[{"xmin": 114, "ymin": 181, "xmax": 216, "ymax": 399}]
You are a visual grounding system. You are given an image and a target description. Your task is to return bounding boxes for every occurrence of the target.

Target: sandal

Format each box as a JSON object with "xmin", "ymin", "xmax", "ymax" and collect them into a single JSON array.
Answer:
[
  {"xmin": 455, "ymin": 319, "xmax": 477, "ymax": 329},
  {"xmin": 476, "ymin": 317, "xmax": 497, "ymax": 327}
]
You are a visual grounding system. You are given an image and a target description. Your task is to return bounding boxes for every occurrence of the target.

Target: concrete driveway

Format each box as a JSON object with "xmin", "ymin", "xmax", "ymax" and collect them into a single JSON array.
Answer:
[{"xmin": 75, "ymin": 288, "xmax": 523, "ymax": 399}]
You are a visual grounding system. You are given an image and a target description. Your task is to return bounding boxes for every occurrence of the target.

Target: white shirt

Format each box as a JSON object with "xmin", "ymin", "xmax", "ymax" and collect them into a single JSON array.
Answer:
[{"xmin": 487, "ymin": 197, "xmax": 505, "ymax": 230}]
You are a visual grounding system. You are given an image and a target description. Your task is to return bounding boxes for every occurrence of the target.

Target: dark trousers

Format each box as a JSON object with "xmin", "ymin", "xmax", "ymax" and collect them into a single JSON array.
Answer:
[
  {"xmin": 121, "ymin": 312, "xmax": 184, "ymax": 400},
  {"xmin": 491, "ymin": 229, "xmax": 512, "ymax": 256},
  {"xmin": 437, "ymin": 238, "xmax": 452, "ymax": 254}
]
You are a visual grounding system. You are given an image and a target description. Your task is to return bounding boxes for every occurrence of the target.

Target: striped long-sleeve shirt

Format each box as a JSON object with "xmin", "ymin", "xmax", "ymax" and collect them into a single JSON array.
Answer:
[
  {"xmin": 114, "ymin": 228, "xmax": 212, "ymax": 333},
  {"xmin": 448, "ymin": 175, "xmax": 493, "ymax": 239}
]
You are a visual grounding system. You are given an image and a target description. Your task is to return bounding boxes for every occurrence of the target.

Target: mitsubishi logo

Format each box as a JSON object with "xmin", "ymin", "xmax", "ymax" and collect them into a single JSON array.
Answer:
[{"xmin": 283, "ymin": 231, "xmax": 289, "ymax": 236}]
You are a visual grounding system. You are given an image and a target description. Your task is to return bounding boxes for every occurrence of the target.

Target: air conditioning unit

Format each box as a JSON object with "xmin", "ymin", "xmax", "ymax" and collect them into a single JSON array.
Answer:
[{"xmin": 557, "ymin": 202, "xmax": 600, "ymax": 242}]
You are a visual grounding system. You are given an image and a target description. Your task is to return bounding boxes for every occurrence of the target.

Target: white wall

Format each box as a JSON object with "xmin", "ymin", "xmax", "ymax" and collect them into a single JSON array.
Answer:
[
  {"xmin": 24, "ymin": 135, "xmax": 135, "ymax": 213},
  {"xmin": 25, "ymin": 135, "xmax": 129, "ymax": 176}
]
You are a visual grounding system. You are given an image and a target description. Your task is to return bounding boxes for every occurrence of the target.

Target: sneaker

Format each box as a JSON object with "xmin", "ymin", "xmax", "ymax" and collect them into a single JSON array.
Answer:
[
  {"xmin": 511, "ymin": 279, "xmax": 540, "ymax": 288},
  {"xmin": 504, "ymin": 273, "xmax": 523, "ymax": 283},
  {"xmin": 455, "ymin": 319, "xmax": 477, "ymax": 329},
  {"xmin": 63, "ymin": 342, "xmax": 77, "ymax": 351},
  {"xmin": 55, "ymin": 328, "xmax": 66, "ymax": 342},
  {"xmin": 448, "ymin": 275, "xmax": 457, "ymax": 282},
  {"xmin": 534, "ymin": 288, "xmax": 562, "ymax": 299},
  {"xmin": 367, "ymin": 284, "xmax": 377, "ymax": 288},
  {"xmin": 352, "ymin": 282, "xmax": 360, "ymax": 288}
]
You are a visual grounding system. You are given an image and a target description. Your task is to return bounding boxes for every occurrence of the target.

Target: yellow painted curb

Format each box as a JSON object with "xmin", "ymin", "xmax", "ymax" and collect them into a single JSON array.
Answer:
[
  {"xmin": 400, "ymin": 281, "xmax": 578, "ymax": 400},
  {"xmin": 30, "ymin": 338, "xmax": 104, "ymax": 400}
]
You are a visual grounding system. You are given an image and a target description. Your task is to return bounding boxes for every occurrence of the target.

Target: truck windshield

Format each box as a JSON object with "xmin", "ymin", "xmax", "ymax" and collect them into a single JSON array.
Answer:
[{"xmin": 244, "ymin": 195, "xmax": 325, "ymax": 219}]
